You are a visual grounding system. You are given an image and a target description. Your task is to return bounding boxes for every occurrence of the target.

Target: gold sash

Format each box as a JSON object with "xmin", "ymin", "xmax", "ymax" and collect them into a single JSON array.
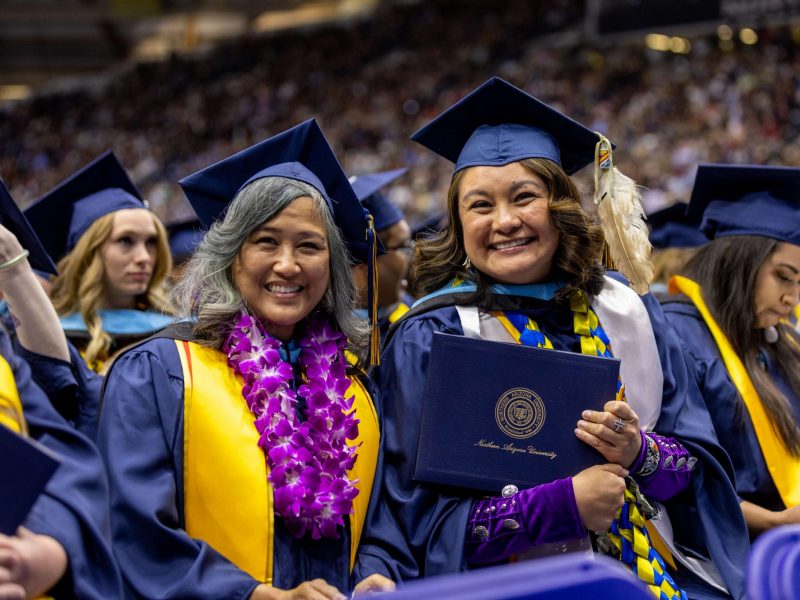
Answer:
[
  {"xmin": 0, "ymin": 355, "xmax": 26, "ymax": 434},
  {"xmin": 387, "ymin": 303, "xmax": 409, "ymax": 325},
  {"xmin": 176, "ymin": 341, "xmax": 379, "ymax": 583},
  {"xmin": 669, "ymin": 275, "xmax": 800, "ymax": 508}
]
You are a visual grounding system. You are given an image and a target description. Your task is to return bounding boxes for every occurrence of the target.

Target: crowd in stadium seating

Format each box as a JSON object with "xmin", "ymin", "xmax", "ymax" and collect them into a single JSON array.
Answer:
[{"xmin": 1, "ymin": 0, "xmax": 798, "ymax": 223}]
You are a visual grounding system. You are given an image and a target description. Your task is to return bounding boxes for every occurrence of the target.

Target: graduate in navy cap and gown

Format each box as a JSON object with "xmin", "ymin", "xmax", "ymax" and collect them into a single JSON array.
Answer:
[
  {"xmin": 647, "ymin": 203, "xmax": 707, "ymax": 298},
  {"xmin": 97, "ymin": 119, "xmax": 394, "ymax": 599},
  {"xmin": 662, "ymin": 164, "xmax": 800, "ymax": 537},
  {"xmin": 350, "ymin": 168, "xmax": 414, "ymax": 343},
  {"xmin": 354, "ymin": 78, "xmax": 749, "ymax": 600},
  {"xmin": 24, "ymin": 151, "xmax": 175, "ymax": 375},
  {"xmin": 0, "ymin": 179, "xmax": 95, "ymax": 440},
  {"xmin": 0, "ymin": 178, "xmax": 123, "ymax": 599}
]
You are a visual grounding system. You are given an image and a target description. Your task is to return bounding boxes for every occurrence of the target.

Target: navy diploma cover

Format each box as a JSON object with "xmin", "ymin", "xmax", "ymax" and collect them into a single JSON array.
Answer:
[
  {"xmin": 414, "ymin": 332, "xmax": 621, "ymax": 493},
  {"xmin": 0, "ymin": 425, "xmax": 61, "ymax": 535}
]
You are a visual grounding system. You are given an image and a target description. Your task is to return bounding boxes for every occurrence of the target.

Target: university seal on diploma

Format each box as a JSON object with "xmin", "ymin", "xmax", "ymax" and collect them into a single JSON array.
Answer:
[{"xmin": 495, "ymin": 387, "xmax": 545, "ymax": 439}]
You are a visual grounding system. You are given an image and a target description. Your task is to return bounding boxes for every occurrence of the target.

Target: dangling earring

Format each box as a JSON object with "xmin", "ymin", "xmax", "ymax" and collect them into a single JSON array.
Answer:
[
  {"xmin": 463, "ymin": 255, "xmax": 471, "ymax": 270},
  {"xmin": 765, "ymin": 325, "xmax": 779, "ymax": 344}
]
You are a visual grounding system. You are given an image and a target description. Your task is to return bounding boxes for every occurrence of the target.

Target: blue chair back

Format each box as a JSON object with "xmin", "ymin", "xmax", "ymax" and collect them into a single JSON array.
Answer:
[
  {"xmin": 378, "ymin": 554, "xmax": 652, "ymax": 600},
  {"xmin": 747, "ymin": 524, "xmax": 800, "ymax": 600}
]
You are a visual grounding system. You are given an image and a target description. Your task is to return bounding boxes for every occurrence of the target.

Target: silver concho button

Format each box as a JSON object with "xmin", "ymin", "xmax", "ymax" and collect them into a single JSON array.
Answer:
[
  {"xmin": 686, "ymin": 457, "xmax": 698, "ymax": 470},
  {"xmin": 473, "ymin": 526, "xmax": 489, "ymax": 540},
  {"xmin": 501, "ymin": 485, "xmax": 519, "ymax": 498},
  {"xmin": 663, "ymin": 455, "xmax": 674, "ymax": 468},
  {"xmin": 502, "ymin": 519, "xmax": 520, "ymax": 530},
  {"xmin": 675, "ymin": 457, "xmax": 687, "ymax": 469}
]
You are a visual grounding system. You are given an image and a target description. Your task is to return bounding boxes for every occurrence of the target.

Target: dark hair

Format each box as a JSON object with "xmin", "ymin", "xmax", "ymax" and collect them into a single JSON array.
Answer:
[
  {"xmin": 682, "ymin": 236, "xmax": 800, "ymax": 456},
  {"xmin": 412, "ymin": 158, "xmax": 606, "ymax": 305}
]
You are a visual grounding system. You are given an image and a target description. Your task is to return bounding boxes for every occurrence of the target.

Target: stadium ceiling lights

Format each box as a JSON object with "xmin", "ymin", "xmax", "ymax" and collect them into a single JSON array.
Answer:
[
  {"xmin": 645, "ymin": 33, "xmax": 692, "ymax": 54},
  {"xmin": 0, "ymin": 85, "xmax": 31, "ymax": 102}
]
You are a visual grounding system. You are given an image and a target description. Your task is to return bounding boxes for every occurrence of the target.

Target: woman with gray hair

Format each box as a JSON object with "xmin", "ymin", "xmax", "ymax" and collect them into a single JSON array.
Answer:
[{"xmin": 97, "ymin": 120, "xmax": 394, "ymax": 600}]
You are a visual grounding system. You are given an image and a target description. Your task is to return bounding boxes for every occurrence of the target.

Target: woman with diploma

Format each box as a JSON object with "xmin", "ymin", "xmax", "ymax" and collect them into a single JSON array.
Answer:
[
  {"xmin": 354, "ymin": 78, "xmax": 748, "ymax": 600},
  {"xmin": 97, "ymin": 120, "xmax": 393, "ymax": 599},
  {"xmin": 662, "ymin": 164, "xmax": 800, "ymax": 538}
]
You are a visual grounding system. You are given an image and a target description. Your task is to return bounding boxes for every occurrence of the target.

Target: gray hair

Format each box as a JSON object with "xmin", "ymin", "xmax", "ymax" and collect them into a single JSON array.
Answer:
[{"xmin": 172, "ymin": 176, "xmax": 368, "ymax": 356}]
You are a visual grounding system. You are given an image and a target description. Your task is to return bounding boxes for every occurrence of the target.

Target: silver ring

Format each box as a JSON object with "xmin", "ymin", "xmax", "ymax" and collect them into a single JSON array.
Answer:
[{"xmin": 613, "ymin": 417, "xmax": 625, "ymax": 433}]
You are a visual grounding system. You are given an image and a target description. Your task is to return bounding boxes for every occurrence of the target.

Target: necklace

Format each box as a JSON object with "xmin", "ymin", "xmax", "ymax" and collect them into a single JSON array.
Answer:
[{"xmin": 224, "ymin": 310, "xmax": 360, "ymax": 539}]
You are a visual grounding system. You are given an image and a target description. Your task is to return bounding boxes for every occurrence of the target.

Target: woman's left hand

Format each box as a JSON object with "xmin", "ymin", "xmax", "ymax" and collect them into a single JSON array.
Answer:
[
  {"xmin": 352, "ymin": 574, "xmax": 395, "ymax": 597},
  {"xmin": 575, "ymin": 400, "xmax": 642, "ymax": 469}
]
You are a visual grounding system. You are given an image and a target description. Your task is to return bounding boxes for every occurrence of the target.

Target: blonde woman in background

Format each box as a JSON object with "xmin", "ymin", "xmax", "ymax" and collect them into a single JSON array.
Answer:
[
  {"xmin": 21, "ymin": 151, "xmax": 174, "ymax": 439},
  {"xmin": 25, "ymin": 151, "xmax": 174, "ymax": 374}
]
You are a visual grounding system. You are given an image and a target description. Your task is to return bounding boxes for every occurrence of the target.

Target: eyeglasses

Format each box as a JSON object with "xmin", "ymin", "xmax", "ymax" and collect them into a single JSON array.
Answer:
[{"xmin": 384, "ymin": 241, "xmax": 413, "ymax": 255}]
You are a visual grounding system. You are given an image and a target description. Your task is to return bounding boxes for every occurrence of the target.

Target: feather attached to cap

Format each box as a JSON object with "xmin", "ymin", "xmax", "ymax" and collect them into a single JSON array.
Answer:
[{"xmin": 593, "ymin": 136, "xmax": 653, "ymax": 295}]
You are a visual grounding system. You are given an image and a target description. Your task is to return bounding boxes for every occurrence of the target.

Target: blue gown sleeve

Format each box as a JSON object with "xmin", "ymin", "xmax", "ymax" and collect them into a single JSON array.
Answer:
[
  {"xmin": 97, "ymin": 340, "xmax": 260, "ymax": 600},
  {"xmin": 663, "ymin": 303, "xmax": 781, "ymax": 509},
  {"xmin": 641, "ymin": 294, "xmax": 749, "ymax": 600},
  {"xmin": 355, "ymin": 310, "xmax": 471, "ymax": 581},
  {"xmin": 16, "ymin": 340, "xmax": 102, "ymax": 440},
  {"xmin": 2, "ymin": 328, "xmax": 124, "ymax": 600}
]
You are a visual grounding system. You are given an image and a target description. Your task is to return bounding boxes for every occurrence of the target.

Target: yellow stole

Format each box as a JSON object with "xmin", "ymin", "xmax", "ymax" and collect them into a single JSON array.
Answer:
[
  {"xmin": 669, "ymin": 275, "xmax": 800, "ymax": 508},
  {"xmin": 387, "ymin": 303, "xmax": 409, "ymax": 325},
  {"xmin": 175, "ymin": 341, "xmax": 380, "ymax": 583},
  {"xmin": 0, "ymin": 355, "xmax": 25, "ymax": 434}
]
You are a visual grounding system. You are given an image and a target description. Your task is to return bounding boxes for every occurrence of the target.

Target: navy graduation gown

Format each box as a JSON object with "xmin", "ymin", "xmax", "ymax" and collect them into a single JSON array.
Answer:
[
  {"xmin": 17, "ymin": 341, "xmax": 102, "ymax": 440},
  {"xmin": 355, "ymin": 287, "xmax": 749, "ymax": 599},
  {"xmin": 97, "ymin": 337, "xmax": 379, "ymax": 599},
  {"xmin": 0, "ymin": 326, "xmax": 123, "ymax": 599},
  {"xmin": 662, "ymin": 300, "xmax": 800, "ymax": 512}
]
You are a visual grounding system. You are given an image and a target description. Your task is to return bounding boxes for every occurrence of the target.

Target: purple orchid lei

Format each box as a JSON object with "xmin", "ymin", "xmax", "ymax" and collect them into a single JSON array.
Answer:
[{"xmin": 224, "ymin": 310, "xmax": 360, "ymax": 539}]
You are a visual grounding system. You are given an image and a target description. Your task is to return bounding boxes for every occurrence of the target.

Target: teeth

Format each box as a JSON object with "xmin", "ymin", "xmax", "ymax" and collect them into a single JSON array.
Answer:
[
  {"xmin": 493, "ymin": 238, "xmax": 531, "ymax": 250},
  {"xmin": 267, "ymin": 283, "xmax": 301, "ymax": 293}
]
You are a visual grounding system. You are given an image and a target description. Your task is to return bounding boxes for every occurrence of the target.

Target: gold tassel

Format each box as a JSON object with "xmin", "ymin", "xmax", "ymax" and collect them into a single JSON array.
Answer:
[
  {"xmin": 593, "ymin": 135, "xmax": 654, "ymax": 295},
  {"xmin": 367, "ymin": 215, "xmax": 381, "ymax": 366}
]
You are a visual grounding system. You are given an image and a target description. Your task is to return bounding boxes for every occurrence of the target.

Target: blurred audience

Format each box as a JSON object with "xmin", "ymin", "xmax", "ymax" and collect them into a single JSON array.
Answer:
[{"xmin": 1, "ymin": 0, "xmax": 798, "ymax": 224}]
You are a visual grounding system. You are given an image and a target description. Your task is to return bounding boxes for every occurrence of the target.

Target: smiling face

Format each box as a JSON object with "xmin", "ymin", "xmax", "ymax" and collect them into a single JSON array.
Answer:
[
  {"xmin": 457, "ymin": 162, "xmax": 559, "ymax": 285},
  {"xmin": 753, "ymin": 241, "xmax": 800, "ymax": 328},
  {"xmin": 232, "ymin": 196, "xmax": 331, "ymax": 341},
  {"xmin": 100, "ymin": 208, "xmax": 158, "ymax": 309}
]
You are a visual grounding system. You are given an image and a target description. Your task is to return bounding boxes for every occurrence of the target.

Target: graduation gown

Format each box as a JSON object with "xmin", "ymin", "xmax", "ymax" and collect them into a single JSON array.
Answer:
[
  {"xmin": 354, "ymin": 276, "xmax": 749, "ymax": 600},
  {"xmin": 97, "ymin": 333, "xmax": 381, "ymax": 599},
  {"xmin": 0, "ymin": 325, "xmax": 123, "ymax": 599},
  {"xmin": 17, "ymin": 341, "xmax": 102, "ymax": 440},
  {"xmin": 662, "ymin": 298, "xmax": 800, "ymax": 512}
]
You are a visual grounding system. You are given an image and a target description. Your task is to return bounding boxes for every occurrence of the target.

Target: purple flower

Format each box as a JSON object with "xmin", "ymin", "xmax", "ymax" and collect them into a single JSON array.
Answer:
[{"xmin": 225, "ymin": 309, "xmax": 361, "ymax": 540}]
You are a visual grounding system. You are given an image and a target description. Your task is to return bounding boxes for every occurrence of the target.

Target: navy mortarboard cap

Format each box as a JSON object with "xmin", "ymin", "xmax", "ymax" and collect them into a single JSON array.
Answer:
[
  {"xmin": 24, "ymin": 151, "xmax": 144, "ymax": 262},
  {"xmin": 167, "ymin": 218, "xmax": 205, "ymax": 265},
  {"xmin": 0, "ymin": 179, "xmax": 58, "ymax": 275},
  {"xmin": 179, "ymin": 119, "xmax": 373, "ymax": 263},
  {"xmin": 350, "ymin": 168, "xmax": 407, "ymax": 232},
  {"xmin": 411, "ymin": 77, "xmax": 606, "ymax": 175},
  {"xmin": 647, "ymin": 203, "xmax": 706, "ymax": 249},
  {"xmin": 688, "ymin": 164, "xmax": 800, "ymax": 244}
]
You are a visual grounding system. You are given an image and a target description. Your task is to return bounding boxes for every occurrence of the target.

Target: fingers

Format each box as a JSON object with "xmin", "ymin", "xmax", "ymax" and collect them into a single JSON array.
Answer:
[
  {"xmin": 305, "ymin": 579, "xmax": 347, "ymax": 600},
  {"xmin": 598, "ymin": 463, "xmax": 629, "ymax": 478},
  {"xmin": 353, "ymin": 574, "xmax": 396, "ymax": 597},
  {"xmin": 574, "ymin": 427, "xmax": 617, "ymax": 452},
  {"xmin": 603, "ymin": 400, "xmax": 638, "ymax": 422}
]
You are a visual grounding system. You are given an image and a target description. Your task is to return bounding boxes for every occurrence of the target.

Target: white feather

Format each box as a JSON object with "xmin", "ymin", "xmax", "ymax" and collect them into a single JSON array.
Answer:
[{"xmin": 594, "ymin": 165, "xmax": 654, "ymax": 295}]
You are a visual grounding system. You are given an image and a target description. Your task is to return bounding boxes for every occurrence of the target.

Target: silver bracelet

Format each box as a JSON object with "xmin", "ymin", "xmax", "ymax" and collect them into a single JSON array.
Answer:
[
  {"xmin": 636, "ymin": 433, "xmax": 661, "ymax": 477},
  {"xmin": 0, "ymin": 249, "xmax": 29, "ymax": 271}
]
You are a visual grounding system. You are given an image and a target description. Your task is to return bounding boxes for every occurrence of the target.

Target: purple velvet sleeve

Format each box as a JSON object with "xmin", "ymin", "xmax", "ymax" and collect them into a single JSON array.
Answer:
[
  {"xmin": 631, "ymin": 431, "xmax": 694, "ymax": 502},
  {"xmin": 464, "ymin": 477, "xmax": 586, "ymax": 566}
]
